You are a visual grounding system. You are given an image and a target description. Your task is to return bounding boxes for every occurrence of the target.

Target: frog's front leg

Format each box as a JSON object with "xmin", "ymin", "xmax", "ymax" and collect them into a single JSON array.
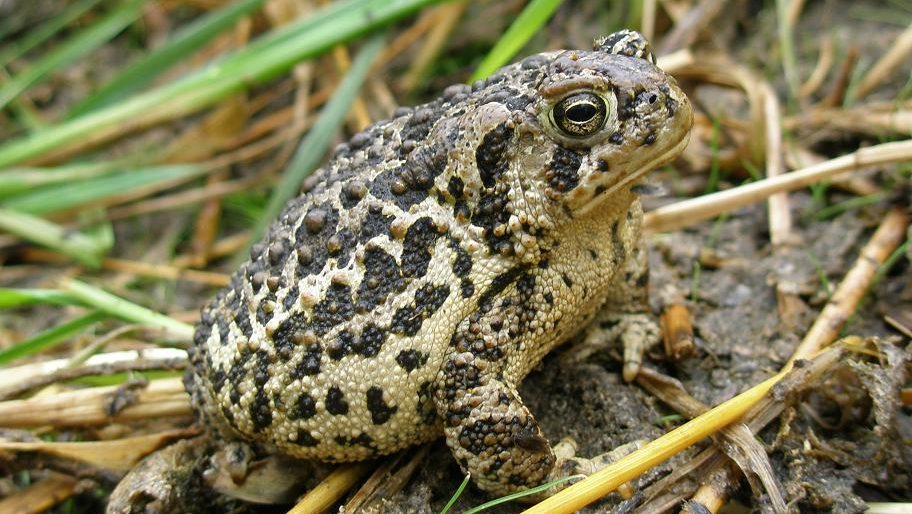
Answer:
[
  {"xmin": 569, "ymin": 239, "xmax": 660, "ymax": 381},
  {"xmin": 433, "ymin": 297, "xmax": 628, "ymax": 498}
]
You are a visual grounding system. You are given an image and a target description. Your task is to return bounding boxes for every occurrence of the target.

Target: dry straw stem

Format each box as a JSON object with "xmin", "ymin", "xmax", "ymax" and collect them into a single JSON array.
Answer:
[
  {"xmin": 0, "ymin": 471, "xmax": 78, "ymax": 514},
  {"xmin": 852, "ymin": 22, "xmax": 912, "ymax": 101},
  {"xmin": 798, "ymin": 36, "xmax": 834, "ymax": 100},
  {"xmin": 789, "ymin": 207, "xmax": 908, "ymax": 364},
  {"xmin": 0, "ymin": 428, "xmax": 197, "ymax": 472},
  {"xmin": 644, "ymin": 139, "xmax": 912, "ymax": 233},
  {"xmin": 783, "ymin": 105, "xmax": 912, "ymax": 136},
  {"xmin": 398, "ymin": 1, "xmax": 467, "ymax": 93},
  {"xmin": 287, "ymin": 461, "xmax": 373, "ymax": 514},
  {"xmin": 343, "ymin": 446, "xmax": 428, "ymax": 512},
  {"xmin": 762, "ymin": 84, "xmax": 791, "ymax": 246},
  {"xmin": 0, "ymin": 376, "xmax": 190, "ymax": 428},
  {"xmin": 23, "ymin": 250, "xmax": 230, "ymax": 287},
  {"xmin": 0, "ymin": 355, "xmax": 186, "ymax": 400},
  {"xmin": 670, "ymin": 59, "xmax": 767, "ymax": 164},
  {"xmin": 0, "ymin": 348, "xmax": 186, "ymax": 393}
]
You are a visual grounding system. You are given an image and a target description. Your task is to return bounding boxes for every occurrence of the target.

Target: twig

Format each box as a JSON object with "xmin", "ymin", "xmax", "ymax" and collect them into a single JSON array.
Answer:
[
  {"xmin": 0, "ymin": 471, "xmax": 78, "ymax": 514},
  {"xmin": 852, "ymin": 22, "xmax": 912, "ymax": 101},
  {"xmin": 763, "ymin": 84, "xmax": 791, "ymax": 247},
  {"xmin": 657, "ymin": 0, "xmax": 728, "ymax": 55},
  {"xmin": 0, "ymin": 357, "xmax": 186, "ymax": 400},
  {"xmin": 644, "ymin": 139, "xmax": 912, "ymax": 233},
  {"xmin": 0, "ymin": 376, "xmax": 190, "ymax": 428},
  {"xmin": 788, "ymin": 208, "xmax": 909, "ymax": 364},
  {"xmin": 820, "ymin": 46, "xmax": 858, "ymax": 107},
  {"xmin": 798, "ymin": 36, "xmax": 833, "ymax": 100},
  {"xmin": 287, "ymin": 462, "xmax": 373, "ymax": 514}
]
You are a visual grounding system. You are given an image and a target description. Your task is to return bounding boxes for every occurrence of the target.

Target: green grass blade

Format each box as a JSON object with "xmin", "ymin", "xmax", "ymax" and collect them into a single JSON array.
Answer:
[
  {"xmin": 439, "ymin": 473, "xmax": 471, "ymax": 514},
  {"xmin": 0, "ymin": 208, "xmax": 106, "ymax": 267},
  {"xmin": 0, "ymin": 0, "xmax": 443, "ymax": 168},
  {"xmin": 67, "ymin": 0, "xmax": 266, "ymax": 117},
  {"xmin": 461, "ymin": 474, "xmax": 586, "ymax": 514},
  {"xmin": 0, "ymin": 288, "xmax": 83, "ymax": 308},
  {"xmin": 469, "ymin": 0, "xmax": 563, "ymax": 81},
  {"xmin": 251, "ymin": 32, "xmax": 387, "ymax": 244},
  {"xmin": 0, "ymin": 311, "xmax": 105, "ymax": 365},
  {"xmin": 61, "ymin": 279, "xmax": 194, "ymax": 339},
  {"xmin": 0, "ymin": 161, "xmax": 127, "ymax": 199},
  {"xmin": 2, "ymin": 164, "xmax": 208, "ymax": 214},
  {"xmin": 0, "ymin": 0, "xmax": 144, "ymax": 112},
  {"xmin": 0, "ymin": 0, "xmax": 105, "ymax": 69}
]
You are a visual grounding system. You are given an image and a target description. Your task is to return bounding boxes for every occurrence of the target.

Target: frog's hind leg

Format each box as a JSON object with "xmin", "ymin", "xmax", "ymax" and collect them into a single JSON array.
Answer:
[{"xmin": 565, "ymin": 238, "xmax": 660, "ymax": 381}]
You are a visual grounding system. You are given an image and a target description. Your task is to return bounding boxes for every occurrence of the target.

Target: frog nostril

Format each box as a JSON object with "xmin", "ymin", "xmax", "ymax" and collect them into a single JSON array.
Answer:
[{"xmin": 647, "ymin": 93, "xmax": 658, "ymax": 104}]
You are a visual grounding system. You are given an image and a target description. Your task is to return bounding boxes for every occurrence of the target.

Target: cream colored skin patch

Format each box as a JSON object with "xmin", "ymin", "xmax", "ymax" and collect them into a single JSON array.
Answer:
[{"xmin": 184, "ymin": 29, "xmax": 692, "ymax": 497}]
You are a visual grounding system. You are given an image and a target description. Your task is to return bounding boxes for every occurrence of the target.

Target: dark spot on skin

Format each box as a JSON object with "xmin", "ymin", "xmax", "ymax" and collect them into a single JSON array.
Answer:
[
  {"xmin": 283, "ymin": 285, "xmax": 298, "ymax": 311},
  {"xmin": 588, "ymin": 248, "xmax": 598, "ymax": 260},
  {"xmin": 460, "ymin": 278, "xmax": 475, "ymax": 299},
  {"xmin": 366, "ymin": 386, "xmax": 398, "ymax": 425},
  {"xmin": 325, "ymin": 386, "xmax": 349, "ymax": 415},
  {"xmin": 396, "ymin": 349, "xmax": 429, "ymax": 372},
  {"xmin": 538, "ymin": 259, "xmax": 549, "ymax": 269},
  {"xmin": 416, "ymin": 381, "xmax": 437, "ymax": 424},
  {"xmin": 235, "ymin": 311, "xmax": 253, "ymax": 339},
  {"xmin": 327, "ymin": 330, "xmax": 355, "ymax": 360},
  {"xmin": 369, "ymin": 167, "xmax": 426, "ymax": 210},
  {"xmin": 293, "ymin": 203, "xmax": 340, "ymax": 276},
  {"xmin": 594, "ymin": 185, "xmax": 607, "ymax": 196},
  {"xmin": 544, "ymin": 292, "xmax": 554, "ymax": 305},
  {"xmin": 609, "ymin": 132, "xmax": 624, "ymax": 144},
  {"xmin": 356, "ymin": 246, "xmax": 404, "ymax": 312},
  {"xmin": 447, "ymin": 176, "xmax": 465, "ymax": 200},
  {"xmin": 333, "ymin": 433, "xmax": 374, "ymax": 449},
  {"xmin": 643, "ymin": 132, "xmax": 657, "ymax": 145},
  {"xmin": 471, "ymin": 189, "xmax": 512, "ymax": 254},
  {"xmin": 546, "ymin": 146, "xmax": 582, "ymax": 192},
  {"xmin": 402, "ymin": 217, "xmax": 440, "ymax": 278},
  {"xmin": 391, "ymin": 284, "xmax": 450, "ymax": 336},
  {"xmin": 311, "ymin": 283, "xmax": 355, "ymax": 335},
  {"xmin": 294, "ymin": 429, "xmax": 319, "ymax": 447},
  {"xmin": 356, "ymin": 323, "xmax": 386, "ymax": 357},
  {"xmin": 247, "ymin": 351, "xmax": 274, "ymax": 431},
  {"xmin": 636, "ymin": 272, "xmax": 649, "ymax": 288},
  {"xmin": 475, "ymin": 122, "xmax": 514, "ymax": 188},
  {"xmin": 478, "ymin": 266, "xmax": 530, "ymax": 312},
  {"xmin": 597, "ymin": 158, "xmax": 610, "ymax": 172},
  {"xmin": 291, "ymin": 344, "xmax": 322, "ymax": 379},
  {"xmin": 561, "ymin": 273, "xmax": 573, "ymax": 288},
  {"xmin": 293, "ymin": 391, "xmax": 317, "ymax": 420},
  {"xmin": 250, "ymin": 389, "xmax": 272, "ymax": 431},
  {"xmin": 451, "ymin": 240, "xmax": 472, "ymax": 277},
  {"xmin": 611, "ymin": 220, "xmax": 627, "ymax": 264},
  {"xmin": 359, "ymin": 204, "xmax": 395, "ymax": 242}
]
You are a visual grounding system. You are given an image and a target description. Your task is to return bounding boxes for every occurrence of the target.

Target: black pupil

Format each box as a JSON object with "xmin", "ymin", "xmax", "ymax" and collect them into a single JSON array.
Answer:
[{"xmin": 566, "ymin": 102, "xmax": 597, "ymax": 123}]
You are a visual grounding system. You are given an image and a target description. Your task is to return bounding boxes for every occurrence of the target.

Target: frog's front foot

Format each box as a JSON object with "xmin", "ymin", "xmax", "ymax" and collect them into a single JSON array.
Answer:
[{"xmin": 566, "ymin": 312, "xmax": 660, "ymax": 381}]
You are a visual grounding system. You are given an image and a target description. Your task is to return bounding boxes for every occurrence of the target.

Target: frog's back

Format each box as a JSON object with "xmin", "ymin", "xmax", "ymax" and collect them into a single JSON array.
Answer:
[{"xmin": 184, "ymin": 62, "xmax": 544, "ymax": 461}]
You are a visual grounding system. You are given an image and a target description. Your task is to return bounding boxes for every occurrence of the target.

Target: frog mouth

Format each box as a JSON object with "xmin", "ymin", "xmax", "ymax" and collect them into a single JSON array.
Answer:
[{"xmin": 576, "ymin": 133, "xmax": 690, "ymax": 216}]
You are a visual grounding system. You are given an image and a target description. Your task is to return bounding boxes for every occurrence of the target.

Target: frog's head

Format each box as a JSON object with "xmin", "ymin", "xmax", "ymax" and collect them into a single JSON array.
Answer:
[
  {"xmin": 430, "ymin": 31, "xmax": 690, "ymax": 260},
  {"xmin": 528, "ymin": 30, "xmax": 693, "ymax": 216}
]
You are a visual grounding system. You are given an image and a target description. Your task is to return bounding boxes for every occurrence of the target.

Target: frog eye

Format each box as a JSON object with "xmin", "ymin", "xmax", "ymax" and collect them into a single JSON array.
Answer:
[{"xmin": 550, "ymin": 92, "xmax": 608, "ymax": 137}]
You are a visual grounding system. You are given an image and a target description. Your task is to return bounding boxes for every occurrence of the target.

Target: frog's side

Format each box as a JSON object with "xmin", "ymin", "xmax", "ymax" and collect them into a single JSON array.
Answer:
[{"xmin": 185, "ymin": 30, "xmax": 692, "ymax": 496}]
